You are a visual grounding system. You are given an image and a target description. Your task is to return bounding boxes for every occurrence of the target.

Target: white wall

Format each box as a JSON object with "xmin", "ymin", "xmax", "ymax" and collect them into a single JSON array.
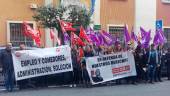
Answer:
[
  {"xmin": 44, "ymin": 0, "xmax": 53, "ymax": 47},
  {"xmin": 135, "ymin": 0, "xmax": 156, "ymax": 42},
  {"xmin": 93, "ymin": 0, "xmax": 100, "ymax": 25}
]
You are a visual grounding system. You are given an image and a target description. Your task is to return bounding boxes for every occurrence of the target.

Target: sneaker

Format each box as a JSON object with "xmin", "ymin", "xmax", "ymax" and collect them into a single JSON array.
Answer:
[
  {"xmin": 69, "ymin": 85, "xmax": 73, "ymax": 88},
  {"xmin": 73, "ymin": 84, "xmax": 76, "ymax": 87}
]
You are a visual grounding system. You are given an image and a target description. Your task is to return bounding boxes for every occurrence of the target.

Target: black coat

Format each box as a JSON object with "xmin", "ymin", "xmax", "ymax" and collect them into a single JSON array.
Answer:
[
  {"xmin": 0, "ymin": 49, "xmax": 14, "ymax": 73},
  {"xmin": 165, "ymin": 52, "xmax": 170, "ymax": 72}
]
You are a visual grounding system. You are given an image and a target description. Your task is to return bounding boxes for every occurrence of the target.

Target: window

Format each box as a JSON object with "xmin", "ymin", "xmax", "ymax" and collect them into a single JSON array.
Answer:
[
  {"xmin": 107, "ymin": 25, "xmax": 125, "ymax": 43},
  {"xmin": 163, "ymin": 27, "xmax": 170, "ymax": 48},
  {"xmin": 61, "ymin": 0, "xmax": 81, "ymax": 6},
  {"xmin": 7, "ymin": 21, "xmax": 36, "ymax": 47}
]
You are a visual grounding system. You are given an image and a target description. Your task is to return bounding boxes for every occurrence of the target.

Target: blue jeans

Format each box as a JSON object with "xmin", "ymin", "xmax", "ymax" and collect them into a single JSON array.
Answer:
[
  {"xmin": 147, "ymin": 65, "xmax": 156, "ymax": 82},
  {"xmin": 4, "ymin": 71, "xmax": 14, "ymax": 92}
]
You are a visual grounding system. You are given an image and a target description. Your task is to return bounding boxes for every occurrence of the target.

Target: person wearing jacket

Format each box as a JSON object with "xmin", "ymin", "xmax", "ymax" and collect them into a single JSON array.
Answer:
[
  {"xmin": 154, "ymin": 45, "xmax": 163, "ymax": 82},
  {"xmin": 165, "ymin": 48, "xmax": 170, "ymax": 80},
  {"xmin": 147, "ymin": 44, "xmax": 159, "ymax": 84},
  {"xmin": 0, "ymin": 43, "xmax": 14, "ymax": 92}
]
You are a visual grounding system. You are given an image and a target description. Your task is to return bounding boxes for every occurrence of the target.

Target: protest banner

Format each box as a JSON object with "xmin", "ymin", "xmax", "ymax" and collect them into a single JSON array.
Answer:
[
  {"xmin": 86, "ymin": 51, "xmax": 136, "ymax": 85},
  {"xmin": 12, "ymin": 45, "xmax": 72, "ymax": 81}
]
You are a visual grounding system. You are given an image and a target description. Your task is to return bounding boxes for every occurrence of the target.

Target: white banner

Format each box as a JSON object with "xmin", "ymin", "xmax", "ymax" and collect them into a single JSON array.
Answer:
[
  {"xmin": 86, "ymin": 51, "xmax": 136, "ymax": 85},
  {"xmin": 12, "ymin": 45, "xmax": 73, "ymax": 81}
]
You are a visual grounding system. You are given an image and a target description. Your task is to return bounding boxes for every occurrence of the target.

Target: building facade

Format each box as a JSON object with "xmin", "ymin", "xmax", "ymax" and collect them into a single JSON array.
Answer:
[
  {"xmin": 157, "ymin": 0, "xmax": 170, "ymax": 47},
  {"xmin": 0, "ymin": 0, "xmax": 170, "ymax": 47},
  {"xmin": 0, "ymin": 0, "xmax": 44, "ymax": 46},
  {"xmin": 0, "ymin": 0, "xmax": 60, "ymax": 47},
  {"xmin": 100, "ymin": 0, "xmax": 135, "ymax": 42}
]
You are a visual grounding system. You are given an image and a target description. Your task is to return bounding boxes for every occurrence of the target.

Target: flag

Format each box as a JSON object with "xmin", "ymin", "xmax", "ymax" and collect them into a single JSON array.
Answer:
[
  {"xmin": 159, "ymin": 29, "xmax": 167, "ymax": 44},
  {"xmin": 22, "ymin": 21, "xmax": 41, "ymax": 47},
  {"xmin": 86, "ymin": 27, "xmax": 95, "ymax": 35},
  {"xmin": 140, "ymin": 27, "xmax": 148, "ymax": 39},
  {"xmin": 131, "ymin": 27, "xmax": 138, "ymax": 48},
  {"xmin": 88, "ymin": 33, "xmax": 100, "ymax": 46},
  {"xmin": 79, "ymin": 26, "xmax": 91, "ymax": 43},
  {"xmin": 141, "ymin": 30, "xmax": 151, "ymax": 48},
  {"xmin": 50, "ymin": 28, "xmax": 55, "ymax": 40},
  {"xmin": 90, "ymin": 0, "xmax": 96, "ymax": 16},
  {"xmin": 63, "ymin": 32, "xmax": 70, "ymax": 45},
  {"xmin": 71, "ymin": 32, "xmax": 85, "ymax": 46},
  {"xmin": 131, "ymin": 28, "xmax": 138, "ymax": 42},
  {"xmin": 139, "ymin": 27, "xmax": 152, "ymax": 48},
  {"xmin": 153, "ymin": 29, "xmax": 167, "ymax": 46},
  {"xmin": 153, "ymin": 31, "xmax": 160, "ymax": 46},
  {"xmin": 86, "ymin": 28, "xmax": 101, "ymax": 46},
  {"xmin": 56, "ymin": 37, "xmax": 61, "ymax": 46},
  {"xmin": 59, "ymin": 20, "xmax": 76, "ymax": 32},
  {"xmin": 96, "ymin": 32, "xmax": 105, "ymax": 46},
  {"xmin": 37, "ymin": 27, "xmax": 42, "ymax": 37},
  {"xmin": 124, "ymin": 25, "xmax": 131, "ymax": 43},
  {"xmin": 64, "ymin": 32, "xmax": 70, "ymax": 42},
  {"xmin": 101, "ymin": 30, "xmax": 114, "ymax": 46}
]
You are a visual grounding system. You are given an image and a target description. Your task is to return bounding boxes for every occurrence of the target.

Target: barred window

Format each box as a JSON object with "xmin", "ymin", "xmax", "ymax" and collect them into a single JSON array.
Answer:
[
  {"xmin": 164, "ymin": 27, "xmax": 170, "ymax": 48},
  {"xmin": 8, "ymin": 21, "xmax": 35, "ymax": 47},
  {"xmin": 107, "ymin": 25, "xmax": 124, "ymax": 43}
]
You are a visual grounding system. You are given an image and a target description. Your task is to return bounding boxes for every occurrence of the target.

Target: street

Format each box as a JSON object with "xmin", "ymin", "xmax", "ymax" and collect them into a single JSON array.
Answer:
[{"xmin": 0, "ymin": 79, "xmax": 170, "ymax": 96}]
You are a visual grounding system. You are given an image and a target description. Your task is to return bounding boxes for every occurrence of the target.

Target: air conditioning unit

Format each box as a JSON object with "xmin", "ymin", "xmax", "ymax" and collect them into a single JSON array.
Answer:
[{"xmin": 30, "ymin": 4, "xmax": 38, "ymax": 9}]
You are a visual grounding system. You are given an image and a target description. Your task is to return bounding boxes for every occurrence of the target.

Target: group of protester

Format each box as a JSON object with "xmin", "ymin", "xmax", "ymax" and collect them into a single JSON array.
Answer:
[{"xmin": 0, "ymin": 41, "xmax": 170, "ymax": 92}]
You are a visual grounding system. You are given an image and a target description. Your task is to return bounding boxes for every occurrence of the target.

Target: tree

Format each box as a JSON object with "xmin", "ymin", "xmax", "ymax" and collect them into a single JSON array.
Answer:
[
  {"xmin": 33, "ymin": 5, "xmax": 92, "ymax": 45},
  {"xmin": 67, "ymin": 5, "xmax": 91, "ymax": 29}
]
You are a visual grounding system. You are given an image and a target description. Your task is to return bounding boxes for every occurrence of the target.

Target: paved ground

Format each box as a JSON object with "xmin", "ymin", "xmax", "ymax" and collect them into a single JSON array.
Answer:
[{"xmin": 0, "ymin": 79, "xmax": 170, "ymax": 96}]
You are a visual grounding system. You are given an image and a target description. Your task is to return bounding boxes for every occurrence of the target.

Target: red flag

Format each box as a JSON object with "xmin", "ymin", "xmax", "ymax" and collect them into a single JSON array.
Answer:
[
  {"xmin": 79, "ymin": 26, "xmax": 91, "ymax": 43},
  {"xmin": 56, "ymin": 37, "xmax": 61, "ymax": 46},
  {"xmin": 22, "ymin": 21, "xmax": 41, "ymax": 47},
  {"xmin": 59, "ymin": 20, "xmax": 76, "ymax": 32},
  {"xmin": 50, "ymin": 28, "xmax": 55, "ymax": 40},
  {"xmin": 34, "ymin": 37, "xmax": 41, "ymax": 47},
  {"xmin": 37, "ymin": 27, "xmax": 42, "ymax": 37},
  {"xmin": 71, "ymin": 32, "xmax": 85, "ymax": 46}
]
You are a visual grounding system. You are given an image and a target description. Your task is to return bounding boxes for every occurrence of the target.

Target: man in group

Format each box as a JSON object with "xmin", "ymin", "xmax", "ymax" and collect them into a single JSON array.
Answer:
[
  {"xmin": 147, "ymin": 44, "xmax": 159, "ymax": 84},
  {"xmin": 165, "ymin": 48, "xmax": 170, "ymax": 80},
  {"xmin": 17, "ymin": 43, "xmax": 28, "ymax": 89},
  {"xmin": 0, "ymin": 43, "xmax": 14, "ymax": 92},
  {"xmin": 154, "ymin": 45, "xmax": 163, "ymax": 82}
]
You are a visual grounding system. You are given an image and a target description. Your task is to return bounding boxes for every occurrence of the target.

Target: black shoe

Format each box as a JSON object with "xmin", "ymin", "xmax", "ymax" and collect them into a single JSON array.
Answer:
[
  {"xmin": 132, "ymin": 82, "xmax": 137, "ymax": 85},
  {"xmin": 149, "ymin": 81, "xmax": 154, "ymax": 84}
]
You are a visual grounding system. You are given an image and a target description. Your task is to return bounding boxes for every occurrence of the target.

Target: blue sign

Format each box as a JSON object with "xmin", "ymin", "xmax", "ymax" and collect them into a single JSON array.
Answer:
[{"xmin": 156, "ymin": 20, "xmax": 163, "ymax": 30}]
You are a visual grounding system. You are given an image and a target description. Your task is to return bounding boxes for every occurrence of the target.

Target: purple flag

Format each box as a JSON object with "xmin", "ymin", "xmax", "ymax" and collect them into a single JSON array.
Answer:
[
  {"xmin": 153, "ymin": 31, "xmax": 159, "ymax": 46},
  {"xmin": 124, "ymin": 25, "xmax": 131, "ymax": 43},
  {"xmin": 63, "ymin": 32, "xmax": 70, "ymax": 44},
  {"xmin": 141, "ymin": 30, "xmax": 151, "ymax": 48},
  {"xmin": 86, "ymin": 27, "xmax": 94, "ymax": 35},
  {"xmin": 86, "ymin": 28, "xmax": 101, "ymax": 46},
  {"xmin": 101, "ymin": 30, "xmax": 114, "ymax": 46},
  {"xmin": 140, "ymin": 27, "xmax": 148, "ymax": 39},
  {"xmin": 153, "ymin": 29, "xmax": 167, "ymax": 46},
  {"xmin": 89, "ymin": 33, "xmax": 100, "ymax": 46},
  {"xmin": 159, "ymin": 29, "xmax": 167, "ymax": 44},
  {"xmin": 96, "ymin": 32, "xmax": 105, "ymax": 46},
  {"xmin": 131, "ymin": 28, "xmax": 138, "ymax": 42}
]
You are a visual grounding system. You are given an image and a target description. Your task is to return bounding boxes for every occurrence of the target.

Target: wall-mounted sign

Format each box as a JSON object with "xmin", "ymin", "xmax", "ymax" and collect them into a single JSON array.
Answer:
[
  {"xmin": 162, "ymin": 0, "xmax": 170, "ymax": 4},
  {"xmin": 93, "ymin": 25, "xmax": 101, "ymax": 31},
  {"xmin": 156, "ymin": 20, "xmax": 163, "ymax": 30}
]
